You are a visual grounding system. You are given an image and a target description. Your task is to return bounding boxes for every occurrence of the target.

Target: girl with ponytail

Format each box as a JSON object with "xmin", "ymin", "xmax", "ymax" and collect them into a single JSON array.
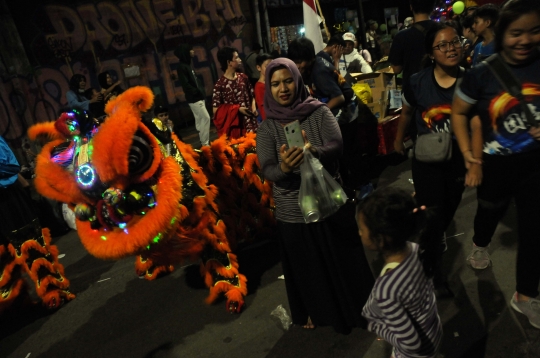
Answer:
[{"xmin": 357, "ymin": 187, "xmax": 442, "ymax": 358}]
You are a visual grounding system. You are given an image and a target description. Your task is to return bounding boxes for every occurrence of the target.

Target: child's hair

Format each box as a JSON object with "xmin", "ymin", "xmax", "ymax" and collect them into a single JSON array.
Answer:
[
  {"xmin": 256, "ymin": 53, "xmax": 273, "ymax": 67},
  {"xmin": 357, "ymin": 187, "xmax": 435, "ymax": 277},
  {"xmin": 287, "ymin": 38, "xmax": 316, "ymax": 64},
  {"xmin": 460, "ymin": 14, "xmax": 475, "ymax": 31},
  {"xmin": 494, "ymin": 0, "xmax": 540, "ymax": 52},
  {"xmin": 474, "ymin": 4, "xmax": 500, "ymax": 29},
  {"xmin": 326, "ymin": 34, "xmax": 346, "ymax": 47},
  {"xmin": 155, "ymin": 105, "xmax": 168, "ymax": 115},
  {"xmin": 217, "ymin": 46, "xmax": 238, "ymax": 71}
]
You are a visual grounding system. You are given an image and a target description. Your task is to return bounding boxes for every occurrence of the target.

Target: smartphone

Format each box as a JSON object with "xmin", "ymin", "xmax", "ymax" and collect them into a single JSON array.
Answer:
[{"xmin": 283, "ymin": 120, "xmax": 304, "ymax": 148}]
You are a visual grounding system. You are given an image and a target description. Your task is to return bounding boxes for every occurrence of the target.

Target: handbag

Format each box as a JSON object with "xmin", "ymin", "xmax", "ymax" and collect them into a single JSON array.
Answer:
[
  {"xmin": 413, "ymin": 67, "xmax": 466, "ymax": 163},
  {"xmin": 414, "ymin": 132, "xmax": 452, "ymax": 163}
]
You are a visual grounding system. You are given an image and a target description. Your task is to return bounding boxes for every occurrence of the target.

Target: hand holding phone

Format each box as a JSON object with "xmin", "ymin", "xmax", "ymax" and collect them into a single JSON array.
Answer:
[{"xmin": 283, "ymin": 120, "xmax": 304, "ymax": 149}]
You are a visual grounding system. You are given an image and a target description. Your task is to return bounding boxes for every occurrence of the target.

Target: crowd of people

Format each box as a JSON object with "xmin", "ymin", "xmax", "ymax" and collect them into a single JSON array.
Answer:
[
  {"xmin": 2, "ymin": 0, "xmax": 540, "ymax": 356},
  {"xmin": 254, "ymin": 0, "xmax": 540, "ymax": 357}
]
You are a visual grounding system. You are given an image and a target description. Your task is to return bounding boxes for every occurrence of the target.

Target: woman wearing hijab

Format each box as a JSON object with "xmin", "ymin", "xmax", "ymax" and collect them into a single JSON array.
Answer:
[{"xmin": 256, "ymin": 58, "xmax": 374, "ymax": 333}]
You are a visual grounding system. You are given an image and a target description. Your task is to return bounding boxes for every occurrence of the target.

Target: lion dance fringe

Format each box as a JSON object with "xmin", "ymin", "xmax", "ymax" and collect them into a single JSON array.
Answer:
[{"xmin": 28, "ymin": 86, "xmax": 275, "ymax": 313}]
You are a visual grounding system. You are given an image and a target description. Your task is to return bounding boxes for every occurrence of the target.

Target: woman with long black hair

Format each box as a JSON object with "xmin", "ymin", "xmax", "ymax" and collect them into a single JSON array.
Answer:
[
  {"xmin": 394, "ymin": 23, "xmax": 466, "ymax": 273},
  {"xmin": 66, "ymin": 74, "xmax": 101, "ymax": 111},
  {"xmin": 452, "ymin": 0, "xmax": 540, "ymax": 329}
]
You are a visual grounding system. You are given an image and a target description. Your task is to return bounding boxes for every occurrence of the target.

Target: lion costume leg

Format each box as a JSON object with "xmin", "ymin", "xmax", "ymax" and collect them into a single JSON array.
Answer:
[{"xmin": 6, "ymin": 222, "xmax": 75, "ymax": 309}]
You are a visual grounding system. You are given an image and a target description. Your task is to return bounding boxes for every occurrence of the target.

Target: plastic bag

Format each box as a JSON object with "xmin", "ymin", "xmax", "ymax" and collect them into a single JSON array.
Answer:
[
  {"xmin": 270, "ymin": 304, "xmax": 292, "ymax": 330},
  {"xmin": 298, "ymin": 150, "xmax": 348, "ymax": 223},
  {"xmin": 62, "ymin": 203, "xmax": 77, "ymax": 230},
  {"xmin": 352, "ymin": 82, "xmax": 372, "ymax": 104}
]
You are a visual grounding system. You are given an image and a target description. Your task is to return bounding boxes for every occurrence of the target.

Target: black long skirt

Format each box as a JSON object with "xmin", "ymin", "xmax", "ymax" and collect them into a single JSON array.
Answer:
[
  {"xmin": 0, "ymin": 181, "xmax": 38, "ymax": 243},
  {"xmin": 277, "ymin": 203, "xmax": 375, "ymax": 334}
]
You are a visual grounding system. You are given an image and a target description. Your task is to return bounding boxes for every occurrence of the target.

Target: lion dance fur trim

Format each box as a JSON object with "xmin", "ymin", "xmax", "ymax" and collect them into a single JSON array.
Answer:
[
  {"xmin": 28, "ymin": 86, "xmax": 275, "ymax": 312},
  {"xmin": 0, "ymin": 223, "xmax": 75, "ymax": 313}
]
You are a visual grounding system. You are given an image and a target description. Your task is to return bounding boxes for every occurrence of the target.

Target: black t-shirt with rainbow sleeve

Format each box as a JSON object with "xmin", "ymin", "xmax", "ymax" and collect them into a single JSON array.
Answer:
[
  {"xmin": 456, "ymin": 55, "xmax": 540, "ymax": 155},
  {"xmin": 402, "ymin": 66, "xmax": 462, "ymax": 135}
]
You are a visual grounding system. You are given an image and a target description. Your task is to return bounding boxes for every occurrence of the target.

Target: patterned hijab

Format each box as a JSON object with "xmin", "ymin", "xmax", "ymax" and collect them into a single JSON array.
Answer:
[{"xmin": 264, "ymin": 58, "xmax": 324, "ymax": 123}]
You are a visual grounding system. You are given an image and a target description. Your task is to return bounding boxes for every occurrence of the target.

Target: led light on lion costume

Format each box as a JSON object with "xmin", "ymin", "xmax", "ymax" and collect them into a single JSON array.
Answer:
[{"xmin": 28, "ymin": 86, "xmax": 275, "ymax": 313}]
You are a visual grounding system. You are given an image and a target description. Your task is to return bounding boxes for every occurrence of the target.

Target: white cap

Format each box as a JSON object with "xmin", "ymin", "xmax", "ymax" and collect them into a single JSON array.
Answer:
[{"xmin": 342, "ymin": 32, "xmax": 356, "ymax": 43}]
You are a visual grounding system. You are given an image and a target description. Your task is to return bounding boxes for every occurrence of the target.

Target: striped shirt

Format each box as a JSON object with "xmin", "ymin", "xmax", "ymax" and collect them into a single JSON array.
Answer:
[
  {"xmin": 362, "ymin": 242, "xmax": 442, "ymax": 358},
  {"xmin": 256, "ymin": 106, "xmax": 343, "ymax": 223}
]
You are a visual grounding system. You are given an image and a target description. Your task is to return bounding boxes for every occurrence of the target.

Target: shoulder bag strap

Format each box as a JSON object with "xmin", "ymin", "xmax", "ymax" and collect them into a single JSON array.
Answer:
[
  {"xmin": 482, "ymin": 54, "xmax": 537, "ymax": 128},
  {"xmin": 412, "ymin": 23, "xmax": 427, "ymax": 37}
]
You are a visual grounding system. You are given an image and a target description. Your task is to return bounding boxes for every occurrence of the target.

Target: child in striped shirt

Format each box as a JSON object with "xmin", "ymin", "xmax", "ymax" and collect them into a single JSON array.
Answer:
[{"xmin": 356, "ymin": 187, "xmax": 442, "ymax": 358}]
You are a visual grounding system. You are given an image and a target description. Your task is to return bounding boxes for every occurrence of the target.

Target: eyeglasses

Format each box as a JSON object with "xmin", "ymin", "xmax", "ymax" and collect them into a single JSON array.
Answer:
[{"xmin": 433, "ymin": 39, "xmax": 463, "ymax": 52}]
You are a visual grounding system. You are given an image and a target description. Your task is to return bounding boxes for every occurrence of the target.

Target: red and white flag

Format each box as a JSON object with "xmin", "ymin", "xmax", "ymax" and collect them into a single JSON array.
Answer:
[{"xmin": 303, "ymin": 0, "xmax": 324, "ymax": 53}]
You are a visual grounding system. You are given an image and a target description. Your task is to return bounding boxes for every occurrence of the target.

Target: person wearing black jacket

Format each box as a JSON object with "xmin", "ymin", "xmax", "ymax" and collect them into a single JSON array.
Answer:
[{"xmin": 174, "ymin": 44, "xmax": 210, "ymax": 146}]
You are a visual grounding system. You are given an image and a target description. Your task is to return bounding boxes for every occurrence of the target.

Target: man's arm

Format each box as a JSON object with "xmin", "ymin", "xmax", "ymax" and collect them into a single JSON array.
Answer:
[
  {"xmin": 391, "ymin": 65, "xmax": 403, "ymax": 75},
  {"xmin": 326, "ymin": 95, "xmax": 345, "ymax": 110},
  {"xmin": 388, "ymin": 32, "xmax": 405, "ymax": 75}
]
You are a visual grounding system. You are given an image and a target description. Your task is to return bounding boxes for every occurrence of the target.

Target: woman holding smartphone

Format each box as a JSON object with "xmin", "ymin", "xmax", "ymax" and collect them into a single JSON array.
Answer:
[{"xmin": 256, "ymin": 58, "xmax": 374, "ymax": 333}]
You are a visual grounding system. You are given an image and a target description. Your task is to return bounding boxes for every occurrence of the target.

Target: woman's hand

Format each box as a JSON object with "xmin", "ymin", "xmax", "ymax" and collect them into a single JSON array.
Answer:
[
  {"xmin": 465, "ymin": 163, "xmax": 483, "ymax": 187},
  {"xmin": 530, "ymin": 126, "xmax": 540, "ymax": 141},
  {"xmin": 462, "ymin": 150, "xmax": 482, "ymax": 169},
  {"xmin": 239, "ymin": 107, "xmax": 254, "ymax": 116},
  {"xmin": 90, "ymin": 92, "xmax": 103, "ymax": 103},
  {"xmin": 279, "ymin": 145, "xmax": 304, "ymax": 173},
  {"xmin": 301, "ymin": 130, "xmax": 317, "ymax": 156}
]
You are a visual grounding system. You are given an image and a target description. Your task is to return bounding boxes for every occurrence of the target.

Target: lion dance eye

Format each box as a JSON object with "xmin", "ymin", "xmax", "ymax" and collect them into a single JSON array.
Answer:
[
  {"xmin": 76, "ymin": 163, "xmax": 97, "ymax": 188},
  {"xmin": 128, "ymin": 131, "xmax": 153, "ymax": 175}
]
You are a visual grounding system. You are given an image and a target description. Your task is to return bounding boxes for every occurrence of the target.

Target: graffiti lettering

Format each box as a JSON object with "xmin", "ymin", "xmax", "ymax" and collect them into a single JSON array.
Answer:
[
  {"xmin": 47, "ymin": 37, "xmax": 73, "ymax": 58},
  {"xmin": 0, "ymin": 0, "xmax": 251, "ymax": 142},
  {"xmin": 112, "ymin": 34, "xmax": 129, "ymax": 47}
]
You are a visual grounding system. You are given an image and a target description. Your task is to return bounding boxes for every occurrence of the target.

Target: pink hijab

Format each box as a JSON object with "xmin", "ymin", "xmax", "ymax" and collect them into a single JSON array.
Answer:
[{"xmin": 263, "ymin": 58, "xmax": 324, "ymax": 124}]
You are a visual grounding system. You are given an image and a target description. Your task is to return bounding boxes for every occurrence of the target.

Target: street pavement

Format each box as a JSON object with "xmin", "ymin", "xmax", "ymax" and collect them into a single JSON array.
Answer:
[{"xmin": 1, "ymin": 124, "xmax": 540, "ymax": 358}]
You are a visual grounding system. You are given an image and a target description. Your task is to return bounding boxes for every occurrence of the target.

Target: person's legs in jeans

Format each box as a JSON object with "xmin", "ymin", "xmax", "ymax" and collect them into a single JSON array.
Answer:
[
  {"xmin": 467, "ymin": 156, "xmax": 511, "ymax": 269},
  {"xmin": 514, "ymin": 155, "xmax": 540, "ymax": 298},
  {"xmin": 440, "ymin": 146, "xmax": 466, "ymax": 233},
  {"xmin": 188, "ymin": 100, "xmax": 211, "ymax": 146},
  {"xmin": 472, "ymin": 157, "xmax": 512, "ymax": 248},
  {"xmin": 508, "ymin": 150, "xmax": 540, "ymax": 328}
]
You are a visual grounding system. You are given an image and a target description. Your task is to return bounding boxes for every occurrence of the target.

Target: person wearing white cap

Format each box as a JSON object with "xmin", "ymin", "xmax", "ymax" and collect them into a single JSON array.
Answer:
[{"xmin": 338, "ymin": 32, "xmax": 373, "ymax": 77}]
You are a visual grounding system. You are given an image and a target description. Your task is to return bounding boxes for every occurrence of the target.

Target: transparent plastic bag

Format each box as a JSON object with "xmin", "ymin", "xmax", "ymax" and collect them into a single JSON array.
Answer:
[
  {"xmin": 298, "ymin": 150, "xmax": 348, "ymax": 223},
  {"xmin": 62, "ymin": 203, "xmax": 77, "ymax": 230},
  {"xmin": 270, "ymin": 304, "xmax": 292, "ymax": 330}
]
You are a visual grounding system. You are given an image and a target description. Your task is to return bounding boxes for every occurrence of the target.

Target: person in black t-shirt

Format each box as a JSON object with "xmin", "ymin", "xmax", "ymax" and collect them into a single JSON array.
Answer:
[
  {"xmin": 461, "ymin": 14, "xmax": 481, "ymax": 68},
  {"xmin": 389, "ymin": 0, "xmax": 436, "ymax": 90},
  {"xmin": 389, "ymin": 0, "xmax": 436, "ymax": 141},
  {"xmin": 452, "ymin": 0, "xmax": 540, "ymax": 329},
  {"xmin": 395, "ymin": 23, "xmax": 466, "ymax": 292}
]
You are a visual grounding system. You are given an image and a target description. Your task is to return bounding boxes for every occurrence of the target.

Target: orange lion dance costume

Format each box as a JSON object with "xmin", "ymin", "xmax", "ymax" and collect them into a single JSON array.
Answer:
[{"xmin": 27, "ymin": 86, "xmax": 274, "ymax": 313}]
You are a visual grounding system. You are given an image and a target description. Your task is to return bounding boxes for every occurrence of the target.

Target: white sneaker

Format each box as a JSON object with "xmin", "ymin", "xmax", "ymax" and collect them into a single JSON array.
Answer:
[
  {"xmin": 511, "ymin": 292, "xmax": 540, "ymax": 329},
  {"xmin": 467, "ymin": 244, "xmax": 490, "ymax": 269}
]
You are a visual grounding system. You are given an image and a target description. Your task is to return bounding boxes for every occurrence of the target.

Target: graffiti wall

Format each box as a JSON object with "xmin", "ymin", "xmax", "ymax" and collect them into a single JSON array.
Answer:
[{"xmin": 1, "ymin": 0, "xmax": 254, "ymax": 144}]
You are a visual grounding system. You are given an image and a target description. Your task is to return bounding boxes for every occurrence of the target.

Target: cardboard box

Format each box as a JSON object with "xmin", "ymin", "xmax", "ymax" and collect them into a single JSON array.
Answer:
[
  {"xmin": 367, "ymin": 100, "xmax": 387, "ymax": 122},
  {"xmin": 377, "ymin": 115, "xmax": 400, "ymax": 155},
  {"xmin": 351, "ymin": 69, "xmax": 396, "ymax": 102}
]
